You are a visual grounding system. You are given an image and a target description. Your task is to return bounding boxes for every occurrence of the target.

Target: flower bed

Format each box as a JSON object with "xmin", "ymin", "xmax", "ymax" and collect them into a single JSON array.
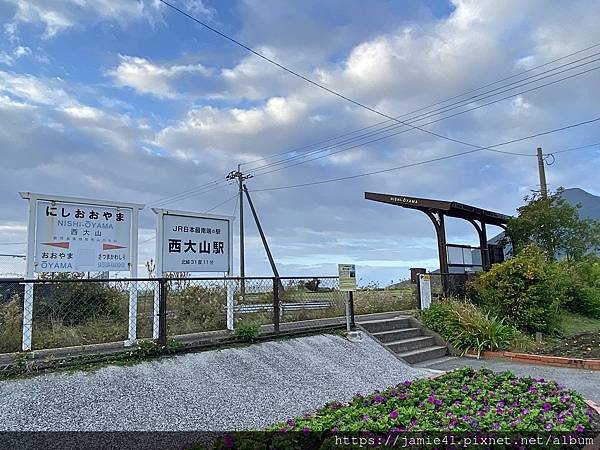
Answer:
[
  {"xmin": 215, "ymin": 368, "xmax": 599, "ymax": 449},
  {"xmin": 271, "ymin": 368, "xmax": 597, "ymax": 434}
]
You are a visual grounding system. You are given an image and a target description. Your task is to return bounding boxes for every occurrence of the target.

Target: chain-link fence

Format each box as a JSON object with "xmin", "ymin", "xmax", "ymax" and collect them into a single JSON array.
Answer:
[
  {"xmin": 0, "ymin": 254, "xmax": 25, "ymax": 278},
  {"xmin": 0, "ymin": 275, "xmax": 354, "ymax": 354}
]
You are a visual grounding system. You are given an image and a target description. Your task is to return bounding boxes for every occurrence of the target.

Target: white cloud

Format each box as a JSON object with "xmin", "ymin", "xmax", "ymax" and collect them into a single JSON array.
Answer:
[
  {"xmin": 109, "ymin": 55, "xmax": 213, "ymax": 99},
  {"xmin": 0, "ymin": 70, "xmax": 70, "ymax": 105},
  {"xmin": 2, "ymin": 0, "xmax": 162, "ymax": 38}
]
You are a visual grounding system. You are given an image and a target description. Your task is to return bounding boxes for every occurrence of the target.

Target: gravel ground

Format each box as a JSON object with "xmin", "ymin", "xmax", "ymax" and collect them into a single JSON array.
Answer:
[{"xmin": 0, "ymin": 333, "xmax": 430, "ymax": 431}]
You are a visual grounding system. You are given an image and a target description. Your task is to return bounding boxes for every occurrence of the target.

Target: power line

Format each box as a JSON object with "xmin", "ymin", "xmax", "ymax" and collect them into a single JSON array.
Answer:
[
  {"xmin": 247, "ymin": 58, "xmax": 600, "ymax": 176},
  {"xmin": 158, "ymin": 0, "xmax": 528, "ymax": 154},
  {"xmin": 550, "ymin": 142, "xmax": 600, "ymax": 155},
  {"xmin": 249, "ymin": 115, "xmax": 600, "ymax": 192},
  {"xmin": 249, "ymin": 65, "xmax": 600, "ymax": 179},
  {"xmin": 205, "ymin": 193, "xmax": 238, "ymax": 213},
  {"xmin": 239, "ymin": 42, "xmax": 600, "ymax": 167},
  {"xmin": 147, "ymin": 178, "xmax": 230, "ymax": 208}
]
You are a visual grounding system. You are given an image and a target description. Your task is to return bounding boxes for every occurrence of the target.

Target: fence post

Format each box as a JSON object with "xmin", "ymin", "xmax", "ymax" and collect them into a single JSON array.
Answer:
[
  {"xmin": 272, "ymin": 277, "xmax": 280, "ymax": 334},
  {"xmin": 416, "ymin": 275, "xmax": 422, "ymax": 311},
  {"xmin": 157, "ymin": 278, "xmax": 168, "ymax": 347},
  {"xmin": 348, "ymin": 290, "xmax": 355, "ymax": 328}
]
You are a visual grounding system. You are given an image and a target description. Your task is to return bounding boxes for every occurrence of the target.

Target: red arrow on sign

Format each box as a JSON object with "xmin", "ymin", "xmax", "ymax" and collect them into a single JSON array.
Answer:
[
  {"xmin": 41, "ymin": 242, "xmax": 70, "ymax": 249},
  {"xmin": 103, "ymin": 243, "xmax": 127, "ymax": 250}
]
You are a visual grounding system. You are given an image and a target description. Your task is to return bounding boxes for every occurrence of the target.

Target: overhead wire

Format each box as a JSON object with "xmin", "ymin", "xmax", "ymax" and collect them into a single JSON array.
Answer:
[
  {"xmin": 239, "ymin": 42, "xmax": 600, "ymax": 167},
  {"xmin": 247, "ymin": 58, "xmax": 600, "ymax": 175},
  {"xmin": 248, "ymin": 116, "xmax": 600, "ymax": 192},
  {"xmin": 249, "ymin": 65, "xmax": 600, "ymax": 178}
]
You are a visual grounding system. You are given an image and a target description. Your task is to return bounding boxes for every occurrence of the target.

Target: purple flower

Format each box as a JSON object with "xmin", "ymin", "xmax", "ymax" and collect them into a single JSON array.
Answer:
[
  {"xmin": 544, "ymin": 423, "xmax": 553, "ymax": 430},
  {"xmin": 362, "ymin": 415, "xmax": 370, "ymax": 421},
  {"xmin": 303, "ymin": 427, "xmax": 310, "ymax": 436},
  {"xmin": 286, "ymin": 419, "xmax": 295, "ymax": 427},
  {"xmin": 427, "ymin": 395, "xmax": 436, "ymax": 403},
  {"xmin": 449, "ymin": 418, "xmax": 459, "ymax": 427},
  {"xmin": 496, "ymin": 407, "xmax": 504, "ymax": 414},
  {"xmin": 522, "ymin": 408, "xmax": 530, "ymax": 415},
  {"xmin": 528, "ymin": 387, "xmax": 538, "ymax": 394},
  {"xmin": 542, "ymin": 403, "xmax": 552, "ymax": 412},
  {"xmin": 389, "ymin": 410, "xmax": 399, "ymax": 419},
  {"xmin": 398, "ymin": 393, "xmax": 406, "ymax": 400},
  {"xmin": 434, "ymin": 399, "xmax": 442, "ymax": 407},
  {"xmin": 492, "ymin": 423, "xmax": 500, "ymax": 430},
  {"xmin": 576, "ymin": 424, "xmax": 585, "ymax": 432},
  {"xmin": 332, "ymin": 426, "xmax": 339, "ymax": 433},
  {"xmin": 373, "ymin": 394, "xmax": 386, "ymax": 404},
  {"xmin": 403, "ymin": 380, "xmax": 412, "ymax": 387},
  {"xmin": 498, "ymin": 401, "xmax": 505, "ymax": 407}
]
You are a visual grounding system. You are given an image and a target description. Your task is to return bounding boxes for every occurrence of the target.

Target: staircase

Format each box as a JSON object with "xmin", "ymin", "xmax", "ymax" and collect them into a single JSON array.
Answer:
[{"xmin": 359, "ymin": 316, "xmax": 449, "ymax": 365}]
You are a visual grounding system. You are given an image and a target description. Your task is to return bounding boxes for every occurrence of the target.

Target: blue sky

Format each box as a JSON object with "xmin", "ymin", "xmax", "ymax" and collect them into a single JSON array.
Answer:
[{"xmin": 0, "ymin": 0, "xmax": 599, "ymax": 283}]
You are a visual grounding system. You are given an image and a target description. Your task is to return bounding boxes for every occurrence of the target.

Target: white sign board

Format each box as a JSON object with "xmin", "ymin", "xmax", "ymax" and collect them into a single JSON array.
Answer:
[
  {"xmin": 338, "ymin": 264, "xmax": 357, "ymax": 291},
  {"xmin": 419, "ymin": 273, "xmax": 432, "ymax": 309},
  {"xmin": 159, "ymin": 211, "xmax": 232, "ymax": 273},
  {"xmin": 35, "ymin": 200, "xmax": 132, "ymax": 272}
]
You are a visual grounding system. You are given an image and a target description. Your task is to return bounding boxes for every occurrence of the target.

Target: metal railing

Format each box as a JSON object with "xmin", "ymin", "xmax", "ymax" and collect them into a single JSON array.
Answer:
[{"xmin": 0, "ymin": 275, "xmax": 352, "ymax": 354}]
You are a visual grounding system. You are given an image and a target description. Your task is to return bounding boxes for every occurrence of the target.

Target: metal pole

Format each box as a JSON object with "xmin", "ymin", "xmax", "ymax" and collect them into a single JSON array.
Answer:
[
  {"xmin": 157, "ymin": 278, "xmax": 167, "ymax": 347},
  {"xmin": 272, "ymin": 277, "xmax": 280, "ymax": 334},
  {"xmin": 127, "ymin": 207, "xmax": 139, "ymax": 346},
  {"xmin": 344, "ymin": 292, "xmax": 351, "ymax": 333},
  {"xmin": 537, "ymin": 147, "xmax": 548, "ymax": 199},
  {"xmin": 348, "ymin": 290, "xmax": 355, "ymax": 328},
  {"xmin": 243, "ymin": 185, "xmax": 283, "ymax": 290},
  {"xmin": 237, "ymin": 165, "xmax": 246, "ymax": 297},
  {"xmin": 152, "ymin": 210, "xmax": 164, "ymax": 339},
  {"xmin": 22, "ymin": 196, "xmax": 37, "ymax": 351}
]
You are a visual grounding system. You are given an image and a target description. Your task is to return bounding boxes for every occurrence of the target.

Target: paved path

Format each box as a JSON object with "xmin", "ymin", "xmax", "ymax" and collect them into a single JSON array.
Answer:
[
  {"xmin": 426, "ymin": 357, "xmax": 600, "ymax": 403},
  {"xmin": 0, "ymin": 333, "xmax": 430, "ymax": 431}
]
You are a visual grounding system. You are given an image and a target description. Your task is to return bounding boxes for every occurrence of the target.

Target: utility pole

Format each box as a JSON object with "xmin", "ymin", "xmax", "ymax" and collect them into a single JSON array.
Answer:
[
  {"xmin": 536, "ymin": 147, "xmax": 548, "ymax": 199},
  {"xmin": 226, "ymin": 166, "xmax": 252, "ymax": 296}
]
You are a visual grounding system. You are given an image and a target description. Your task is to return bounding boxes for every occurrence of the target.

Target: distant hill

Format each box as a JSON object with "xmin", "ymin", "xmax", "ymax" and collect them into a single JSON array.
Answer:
[{"xmin": 561, "ymin": 188, "xmax": 600, "ymax": 220}]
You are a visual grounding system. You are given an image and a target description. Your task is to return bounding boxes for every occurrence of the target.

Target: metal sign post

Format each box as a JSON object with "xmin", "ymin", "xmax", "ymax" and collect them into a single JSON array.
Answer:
[
  {"xmin": 19, "ymin": 192, "xmax": 144, "ymax": 351},
  {"xmin": 338, "ymin": 264, "xmax": 356, "ymax": 332},
  {"xmin": 152, "ymin": 209, "xmax": 234, "ymax": 334}
]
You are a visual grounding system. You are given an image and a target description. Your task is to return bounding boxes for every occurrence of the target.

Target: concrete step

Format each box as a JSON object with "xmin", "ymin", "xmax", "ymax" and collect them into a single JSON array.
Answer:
[
  {"xmin": 413, "ymin": 356, "xmax": 458, "ymax": 369},
  {"xmin": 396, "ymin": 346, "xmax": 448, "ymax": 364},
  {"xmin": 386, "ymin": 336, "xmax": 435, "ymax": 353},
  {"xmin": 359, "ymin": 317, "xmax": 412, "ymax": 333},
  {"xmin": 371, "ymin": 328, "xmax": 422, "ymax": 343}
]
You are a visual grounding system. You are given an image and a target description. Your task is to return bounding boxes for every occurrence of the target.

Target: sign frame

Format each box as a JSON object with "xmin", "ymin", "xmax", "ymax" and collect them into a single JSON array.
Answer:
[
  {"xmin": 338, "ymin": 263, "xmax": 357, "ymax": 292},
  {"xmin": 152, "ymin": 208, "xmax": 234, "ymax": 335},
  {"xmin": 19, "ymin": 192, "xmax": 144, "ymax": 350}
]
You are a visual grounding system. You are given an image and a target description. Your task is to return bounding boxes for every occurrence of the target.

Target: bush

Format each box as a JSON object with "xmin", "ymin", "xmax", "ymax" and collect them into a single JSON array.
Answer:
[
  {"xmin": 421, "ymin": 299, "xmax": 521, "ymax": 357},
  {"xmin": 562, "ymin": 256, "xmax": 600, "ymax": 319},
  {"xmin": 167, "ymin": 284, "xmax": 227, "ymax": 334},
  {"xmin": 471, "ymin": 245, "xmax": 562, "ymax": 334},
  {"xmin": 34, "ymin": 281, "xmax": 127, "ymax": 326},
  {"xmin": 0, "ymin": 295, "xmax": 23, "ymax": 353},
  {"xmin": 234, "ymin": 323, "xmax": 260, "ymax": 342}
]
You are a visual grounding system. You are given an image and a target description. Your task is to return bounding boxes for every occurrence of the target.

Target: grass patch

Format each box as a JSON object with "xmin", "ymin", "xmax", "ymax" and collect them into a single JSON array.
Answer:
[{"xmin": 560, "ymin": 311, "xmax": 600, "ymax": 336}]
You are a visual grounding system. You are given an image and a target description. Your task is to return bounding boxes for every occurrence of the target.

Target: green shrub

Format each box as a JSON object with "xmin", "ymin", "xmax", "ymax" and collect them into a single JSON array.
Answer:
[
  {"xmin": 167, "ymin": 285, "xmax": 227, "ymax": 334},
  {"xmin": 561, "ymin": 256, "xmax": 600, "ymax": 319},
  {"xmin": 421, "ymin": 299, "xmax": 521, "ymax": 357},
  {"xmin": 34, "ymin": 281, "xmax": 127, "ymax": 326},
  {"xmin": 471, "ymin": 245, "xmax": 562, "ymax": 334},
  {"xmin": 234, "ymin": 323, "xmax": 260, "ymax": 342},
  {"xmin": 0, "ymin": 295, "xmax": 23, "ymax": 353}
]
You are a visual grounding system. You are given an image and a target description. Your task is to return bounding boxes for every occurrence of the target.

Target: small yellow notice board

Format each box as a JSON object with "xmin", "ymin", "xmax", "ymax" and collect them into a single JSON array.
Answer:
[{"xmin": 338, "ymin": 264, "xmax": 356, "ymax": 291}]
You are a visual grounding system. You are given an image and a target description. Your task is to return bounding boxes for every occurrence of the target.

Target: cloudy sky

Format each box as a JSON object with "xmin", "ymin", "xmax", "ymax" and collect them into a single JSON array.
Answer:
[{"xmin": 1, "ymin": 0, "xmax": 599, "ymax": 283}]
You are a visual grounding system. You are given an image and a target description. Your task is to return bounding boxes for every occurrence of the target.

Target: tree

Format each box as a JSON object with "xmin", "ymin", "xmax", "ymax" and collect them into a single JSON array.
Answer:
[{"xmin": 506, "ymin": 188, "xmax": 600, "ymax": 261}]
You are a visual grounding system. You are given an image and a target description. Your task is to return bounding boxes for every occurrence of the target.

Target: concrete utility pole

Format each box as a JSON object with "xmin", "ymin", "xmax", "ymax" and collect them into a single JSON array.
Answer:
[
  {"xmin": 537, "ymin": 147, "xmax": 548, "ymax": 199},
  {"xmin": 226, "ymin": 166, "xmax": 252, "ymax": 296}
]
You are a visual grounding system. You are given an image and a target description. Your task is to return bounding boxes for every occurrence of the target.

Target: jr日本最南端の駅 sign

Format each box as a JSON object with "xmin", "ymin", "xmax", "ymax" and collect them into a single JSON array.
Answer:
[
  {"xmin": 34, "ymin": 200, "xmax": 132, "ymax": 272},
  {"xmin": 158, "ymin": 211, "xmax": 232, "ymax": 273}
]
